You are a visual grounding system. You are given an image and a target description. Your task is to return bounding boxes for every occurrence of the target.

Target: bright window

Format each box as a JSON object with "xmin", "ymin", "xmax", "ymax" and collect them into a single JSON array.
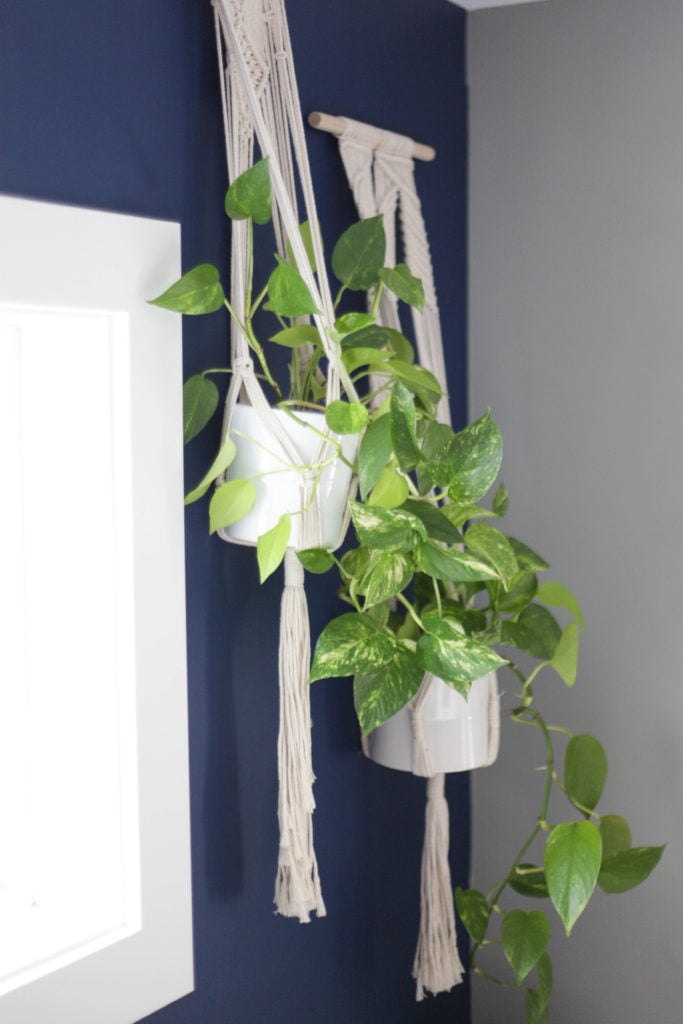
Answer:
[{"xmin": 0, "ymin": 196, "xmax": 192, "ymax": 1023}]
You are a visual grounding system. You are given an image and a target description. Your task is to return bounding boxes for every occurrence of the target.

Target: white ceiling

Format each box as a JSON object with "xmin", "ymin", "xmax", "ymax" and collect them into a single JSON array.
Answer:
[{"xmin": 450, "ymin": 0, "xmax": 547, "ymax": 10}]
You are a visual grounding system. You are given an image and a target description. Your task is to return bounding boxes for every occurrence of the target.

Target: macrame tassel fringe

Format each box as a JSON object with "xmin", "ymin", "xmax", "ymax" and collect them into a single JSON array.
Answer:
[
  {"xmin": 413, "ymin": 774, "xmax": 464, "ymax": 1000},
  {"xmin": 274, "ymin": 549, "xmax": 326, "ymax": 922}
]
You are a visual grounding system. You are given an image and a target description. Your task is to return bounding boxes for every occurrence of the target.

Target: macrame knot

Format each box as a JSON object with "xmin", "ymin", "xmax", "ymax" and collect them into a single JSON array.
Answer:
[{"xmin": 232, "ymin": 354, "xmax": 254, "ymax": 374}]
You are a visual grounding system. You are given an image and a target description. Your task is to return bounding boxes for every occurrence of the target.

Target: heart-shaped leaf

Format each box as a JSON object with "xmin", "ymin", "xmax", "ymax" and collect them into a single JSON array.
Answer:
[
  {"xmin": 309, "ymin": 613, "xmax": 396, "ymax": 682},
  {"xmin": 455, "ymin": 888, "xmax": 490, "ymax": 944},
  {"xmin": 349, "ymin": 500, "xmax": 426, "ymax": 552},
  {"xmin": 353, "ymin": 645, "xmax": 424, "ymax": 733},
  {"xmin": 358, "ymin": 414, "xmax": 393, "ymax": 498},
  {"xmin": 390, "ymin": 379, "xmax": 421, "ymax": 471},
  {"xmin": 224, "ymin": 158, "xmax": 272, "ymax": 224},
  {"xmin": 535, "ymin": 580, "xmax": 585, "ymax": 630},
  {"xmin": 332, "ymin": 216, "xmax": 386, "ymax": 290},
  {"xmin": 257, "ymin": 513, "xmax": 291, "ymax": 583},
  {"xmin": 599, "ymin": 814, "xmax": 632, "ymax": 858},
  {"xmin": 465, "ymin": 522, "xmax": 519, "ymax": 590},
  {"xmin": 267, "ymin": 255, "xmax": 319, "ymax": 317},
  {"xmin": 358, "ymin": 551, "xmax": 413, "ymax": 608},
  {"xmin": 324, "ymin": 400, "xmax": 368, "ymax": 435},
  {"xmin": 564, "ymin": 734, "xmax": 607, "ymax": 813},
  {"xmin": 427, "ymin": 410, "xmax": 502, "ymax": 503},
  {"xmin": 269, "ymin": 324, "xmax": 321, "ymax": 348},
  {"xmin": 416, "ymin": 540, "xmax": 499, "ymax": 583},
  {"xmin": 544, "ymin": 820, "xmax": 602, "ymax": 935},
  {"xmin": 501, "ymin": 909, "xmax": 551, "ymax": 985},
  {"xmin": 379, "ymin": 263, "xmax": 425, "ymax": 311},
  {"xmin": 182, "ymin": 374, "xmax": 219, "ymax": 443},
  {"xmin": 150, "ymin": 263, "xmax": 225, "ymax": 314},
  {"xmin": 185, "ymin": 434, "xmax": 236, "ymax": 505},
  {"xmin": 208, "ymin": 478, "xmax": 256, "ymax": 534},
  {"xmin": 509, "ymin": 863, "xmax": 549, "ymax": 899},
  {"xmin": 417, "ymin": 613, "xmax": 506, "ymax": 692},
  {"xmin": 368, "ymin": 468, "xmax": 410, "ymax": 509},
  {"xmin": 550, "ymin": 622, "xmax": 579, "ymax": 686},
  {"xmin": 598, "ymin": 845, "xmax": 665, "ymax": 894},
  {"xmin": 296, "ymin": 547, "xmax": 335, "ymax": 574}
]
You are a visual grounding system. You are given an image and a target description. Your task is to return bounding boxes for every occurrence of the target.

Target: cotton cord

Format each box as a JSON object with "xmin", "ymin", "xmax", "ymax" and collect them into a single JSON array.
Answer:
[
  {"xmin": 275, "ymin": 549, "xmax": 326, "ymax": 921},
  {"xmin": 212, "ymin": 0, "xmax": 363, "ymax": 920},
  {"xmin": 413, "ymin": 774, "xmax": 465, "ymax": 1000}
]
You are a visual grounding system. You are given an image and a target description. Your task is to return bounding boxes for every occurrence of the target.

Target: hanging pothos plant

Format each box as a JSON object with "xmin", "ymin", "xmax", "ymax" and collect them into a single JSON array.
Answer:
[{"xmin": 150, "ymin": 157, "xmax": 663, "ymax": 1023}]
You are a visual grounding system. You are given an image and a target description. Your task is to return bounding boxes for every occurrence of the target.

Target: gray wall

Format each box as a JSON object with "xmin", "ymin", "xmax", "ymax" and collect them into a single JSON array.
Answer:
[{"xmin": 468, "ymin": 1, "xmax": 682, "ymax": 1020}]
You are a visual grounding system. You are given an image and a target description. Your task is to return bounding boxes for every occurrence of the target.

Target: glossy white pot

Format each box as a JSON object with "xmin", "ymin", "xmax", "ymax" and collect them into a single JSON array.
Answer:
[
  {"xmin": 367, "ymin": 672, "xmax": 499, "ymax": 775},
  {"xmin": 224, "ymin": 402, "xmax": 357, "ymax": 550}
]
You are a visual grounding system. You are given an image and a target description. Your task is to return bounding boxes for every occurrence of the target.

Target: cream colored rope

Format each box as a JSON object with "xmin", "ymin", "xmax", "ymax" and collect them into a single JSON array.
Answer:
[{"xmin": 212, "ymin": 0, "xmax": 361, "ymax": 921}]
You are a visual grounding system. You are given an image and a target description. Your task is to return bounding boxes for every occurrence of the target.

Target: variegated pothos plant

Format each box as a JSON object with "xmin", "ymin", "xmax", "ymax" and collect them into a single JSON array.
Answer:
[{"xmin": 151, "ymin": 158, "xmax": 663, "ymax": 1023}]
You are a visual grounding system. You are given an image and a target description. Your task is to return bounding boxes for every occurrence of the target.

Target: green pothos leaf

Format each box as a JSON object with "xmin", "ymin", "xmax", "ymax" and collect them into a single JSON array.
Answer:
[
  {"xmin": 324, "ymin": 400, "xmax": 369, "ymax": 435},
  {"xmin": 416, "ymin": 540, "xmax": 499, "ymax": 583},
  {"xmin": 331, "ymin": 215, "xmax": 386, "ymax": 290},
  {"xmin": 551, "ymin": 622, "xmax": 580, "ymax": 686},
  {"xmin": 185, "ymin": 434, "xmax": 237, "ymax": 505},
  {"xmin": 353, "ymin": 644, "xmax": 423, "ymax": 733},
  {"xmin": 182, "ymin": 374, "xmax": 219, "ymax": 443},
  {"xmin": 224, "ymin": 157, "xmax": 272, "ymax": 223},
  {"xmin": 256, "ymin": 513, "xmax": 291, "ymax": 583},
  {"xmin": 423, "ymin": 411, "xmax": 502, "ymax": 503},
  {"xmin": 544, "ymin": 820, "xmax": 602, "ymax": 935},
  {"xmin": 417, "ymin": 612, "xmax": 506, "ymax": 692},
  {"xmin": 501, "ymin": 909, "xmax": 551, "ymax": 985},
  {"xmin": 465, "ymin": 522, "xmax": 519, "ymax": 590},
  {"xmin": 390, "ymin": 378, "xmax": 421, "ymax": 471},
  {"xmin": 379, "ymin": 263, "xmax": 425, "ymax": 311},
  {"xmin": 564, "ymin": 734, "xmax": 607, "ymax": 813},
  {"xmin": 536, "ymin": 580, "xmax": 585, "ymax": 630},
  {"xmin": 267, "ymin": 255, "xmax": 320, "ymax": 317},
  {"xmin": 455, "ymin": 888, "xmax": 490, "ymax": 944},
  {"xmin": 368, "ymin": 468, "xmax": 410, "ymax": 509},
  {"xmin": 349, "ymin": 499, "xmax": 426, "ymax": 552},
  {"xmin": 150, "ymin": 263, "xmax": 225, "ymax": 315},
  {"xmin": 296, "ymin": 547, "xmax": 336, "ymax": 574},
  {"xmin": 599, "ymin": 815, "xmax": 632, "ymax": 858},
  {"xmin": 269, "ymin": 324, "xmax": 321, "ymax": 348},
  {"xmin": 358, "ymin": 550, "xmax": 413, "ymax": 607},
  {"xmin": 598, "ymin": 846, "xmax": 665, "ymax": 894},
  {"xmin": 208, "ymin": 478, "xmax": 256, "ymax": 534},
  {"xmin": 358, "ymin": 414, "xmax": 393, "ymax": 499},
  {"xmin": 309, "ymin": 613, "xmax": 396, "ymax": 682}
]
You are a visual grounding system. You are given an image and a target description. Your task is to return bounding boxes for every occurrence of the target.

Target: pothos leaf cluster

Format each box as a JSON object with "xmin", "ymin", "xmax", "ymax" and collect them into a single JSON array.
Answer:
[{"xmin": 150, "ymin": 158, "xmax": 663, "ymax": 1023}]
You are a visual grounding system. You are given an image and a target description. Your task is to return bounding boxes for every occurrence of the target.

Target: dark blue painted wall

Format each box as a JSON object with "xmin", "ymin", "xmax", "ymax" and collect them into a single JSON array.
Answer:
[{"xmin": 0, "ymin": 2, "xmax": 469, "ymax": 1021}]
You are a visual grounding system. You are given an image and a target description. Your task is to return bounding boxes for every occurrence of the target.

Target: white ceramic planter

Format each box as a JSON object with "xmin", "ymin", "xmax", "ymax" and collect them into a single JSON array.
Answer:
[
  {"xmin": 367, "ymin": 672, "xmax": 498, "ymax": 775},
  {"xmin": 224, "ymin": 402, "xmax": 357, "ymax": 550}
]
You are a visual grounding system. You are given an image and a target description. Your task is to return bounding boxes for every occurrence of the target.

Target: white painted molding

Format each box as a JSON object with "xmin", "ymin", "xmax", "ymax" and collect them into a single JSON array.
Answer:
[
  {"xmin": 450, "ymin": 0, "xmax": 547, "ymax": 10},
  {"xmin": 0, "ymin": 195, "xmax": 192, "ymax": 1024}
]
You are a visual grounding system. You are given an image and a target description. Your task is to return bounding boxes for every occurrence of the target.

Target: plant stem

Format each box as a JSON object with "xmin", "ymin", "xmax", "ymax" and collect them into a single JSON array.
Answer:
[
  {"xmin": 470, "ymin": 702, "xmax": 555, "ymax": 975},
  {"xmin": 396, "ymin": 593, "xmax": 424, "ymax": 630}
]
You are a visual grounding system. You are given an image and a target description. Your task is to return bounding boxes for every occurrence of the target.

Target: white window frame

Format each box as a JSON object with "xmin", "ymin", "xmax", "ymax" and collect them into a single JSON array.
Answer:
[{"xmin": 0, "ymin": 195, "xmax": 193, "ymax": 1023}]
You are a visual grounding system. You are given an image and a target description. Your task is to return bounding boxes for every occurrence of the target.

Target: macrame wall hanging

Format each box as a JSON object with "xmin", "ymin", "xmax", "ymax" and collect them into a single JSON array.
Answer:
[
  {"xmin": 211, "ymin": 0, "xmax": 499, "ymax": 1002},
  {"xmin": 308, "ymin": 111, "xmax": 501, "ymax": 1000}
]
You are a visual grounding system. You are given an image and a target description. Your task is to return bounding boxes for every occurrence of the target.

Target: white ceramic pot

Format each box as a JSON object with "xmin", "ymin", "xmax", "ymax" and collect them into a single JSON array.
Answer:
[
  {"xmin": 367, "ymin": 672, "xmax": 498, "ymax": 775},
  {"xmin": 224, "ymin": 402, "xmax": 357, "ymax": 550}
]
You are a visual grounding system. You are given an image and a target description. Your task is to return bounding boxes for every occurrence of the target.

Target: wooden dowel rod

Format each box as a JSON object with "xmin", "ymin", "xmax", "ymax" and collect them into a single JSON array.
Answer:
[{"xmin": 307, "ymin": 111, "xmax": 436, "ymax": 162}]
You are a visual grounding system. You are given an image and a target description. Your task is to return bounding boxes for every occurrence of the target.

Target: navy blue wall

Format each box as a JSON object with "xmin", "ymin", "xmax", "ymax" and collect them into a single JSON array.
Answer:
[{"xmin": 0, "ymin": 2, "xmax": 468, "ymax": 1021}]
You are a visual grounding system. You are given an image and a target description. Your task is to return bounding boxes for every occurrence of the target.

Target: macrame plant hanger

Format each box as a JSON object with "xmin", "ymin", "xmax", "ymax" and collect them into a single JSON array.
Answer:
[
  {"xmin": 309, "ymin": 111, "xmax": 501, "ymax": 1000},
  {"xmin": 212, "ymin": 0, "xmax": 360, "ymax": 923}
]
